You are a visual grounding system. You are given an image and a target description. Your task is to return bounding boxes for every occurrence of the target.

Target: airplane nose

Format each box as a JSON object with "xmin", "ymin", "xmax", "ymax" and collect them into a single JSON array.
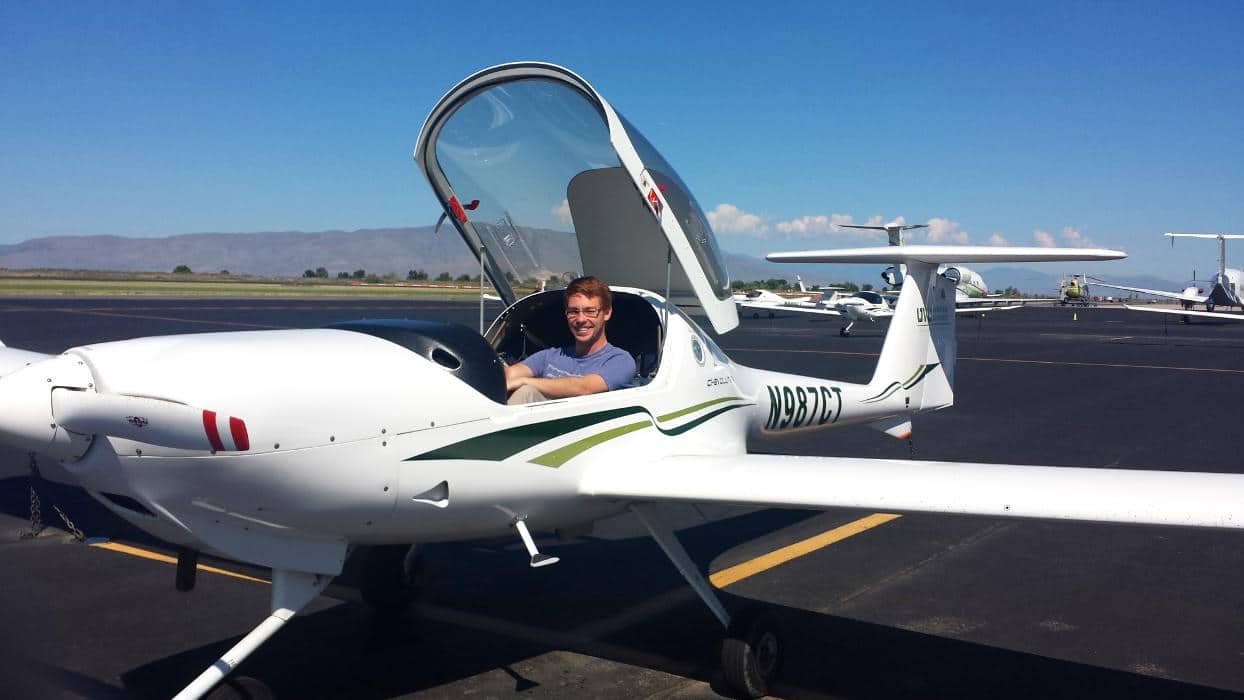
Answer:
[{"xmin": 0, "ymin": 354, "xmax": 94, "ymax": 461}]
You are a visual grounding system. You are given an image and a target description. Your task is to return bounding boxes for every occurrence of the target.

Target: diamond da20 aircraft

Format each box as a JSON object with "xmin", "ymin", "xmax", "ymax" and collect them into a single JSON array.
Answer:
[
  {"xmin": 1091, "ymin": 232, "xmax": 1244, "ymax": 321},
  {"xmin": 1, "ymin": 62, "xmax": 1242, "ymax": 699}
]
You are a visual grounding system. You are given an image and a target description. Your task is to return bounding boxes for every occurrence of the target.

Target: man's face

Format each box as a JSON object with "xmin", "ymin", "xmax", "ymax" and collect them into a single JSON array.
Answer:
[{"xmin": 565, "ymin": 292, "xmax": 611, "ymax": 346}]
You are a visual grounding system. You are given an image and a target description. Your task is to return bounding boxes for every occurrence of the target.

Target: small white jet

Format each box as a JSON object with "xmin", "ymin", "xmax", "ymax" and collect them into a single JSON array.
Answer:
[
  {"xmin": 1091, "ymin": 232, "xmax": 1244, "ymax": 321},
  {"xmin": 0, "ymin": 63, "xmax": 1239, "ymax": 700}
]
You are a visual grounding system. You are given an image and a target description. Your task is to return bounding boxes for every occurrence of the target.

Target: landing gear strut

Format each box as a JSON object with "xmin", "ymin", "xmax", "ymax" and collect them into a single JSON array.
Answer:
[{"xmin": 631, "ymin": 503, "xmax": 784, "ymax": 699}]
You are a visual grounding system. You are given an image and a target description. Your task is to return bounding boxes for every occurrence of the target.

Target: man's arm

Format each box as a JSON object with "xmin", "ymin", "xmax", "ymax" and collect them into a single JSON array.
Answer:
[{"xmin": 508, "ymin": 372, "xmax": 607, "ymax": 398}]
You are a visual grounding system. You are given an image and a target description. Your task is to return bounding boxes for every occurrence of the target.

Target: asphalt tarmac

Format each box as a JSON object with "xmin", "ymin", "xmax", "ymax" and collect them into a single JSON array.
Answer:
[{"xmin": 2, "ymin": 297, "xmax": 1243, "ymax": 699}]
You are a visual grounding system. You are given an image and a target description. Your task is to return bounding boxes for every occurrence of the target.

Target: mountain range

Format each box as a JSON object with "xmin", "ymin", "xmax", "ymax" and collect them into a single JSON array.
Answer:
[{"xmin": 0, "ymin": 228, "xmax": 1181, "ymax": 296}]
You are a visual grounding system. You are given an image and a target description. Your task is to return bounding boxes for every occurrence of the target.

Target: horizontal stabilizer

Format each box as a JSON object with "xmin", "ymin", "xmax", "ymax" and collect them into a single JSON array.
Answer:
[
  {"xmin": 1166, "ymin": 232, "xmax": 1244, "ymax": 240},
  {"xmin": 581, "ymin": 454, "xmax": 1244, "ymax": 530},
  {"xmin": 767, "ymin": 245, "xmax": 1126, "ymax": 265}
]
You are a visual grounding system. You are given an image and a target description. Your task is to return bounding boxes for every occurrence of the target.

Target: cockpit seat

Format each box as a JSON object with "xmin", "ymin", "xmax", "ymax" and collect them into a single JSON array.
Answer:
[
  {"xmin": 329, "ymin": 319, "xmax": 507, "ymax": 403},
  {"xmin": 488, "ymin": 290, "xmax": 662, "ymax": 385}
]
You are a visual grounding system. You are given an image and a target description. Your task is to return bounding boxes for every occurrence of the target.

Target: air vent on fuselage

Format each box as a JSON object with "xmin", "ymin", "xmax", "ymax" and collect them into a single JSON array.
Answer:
[{"xmin": 101, "ymin": 492, "xmax": 155, "ymax": 517}]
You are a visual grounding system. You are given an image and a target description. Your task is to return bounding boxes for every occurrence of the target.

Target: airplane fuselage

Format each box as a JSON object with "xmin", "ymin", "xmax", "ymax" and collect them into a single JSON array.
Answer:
[{"xmin": 3, "ymin": 289, "xmax": 928, "ymax": 574}]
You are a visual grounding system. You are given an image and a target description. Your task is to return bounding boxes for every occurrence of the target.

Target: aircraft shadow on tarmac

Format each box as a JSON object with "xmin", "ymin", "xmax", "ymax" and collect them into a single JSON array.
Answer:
[
  {"xmin": 111, "ymin": 513, "xmax": 1244, "ymax": 700},
  {"xmin": 3, "ymin": 458, "xmax": 1242, "ymax": 699}
]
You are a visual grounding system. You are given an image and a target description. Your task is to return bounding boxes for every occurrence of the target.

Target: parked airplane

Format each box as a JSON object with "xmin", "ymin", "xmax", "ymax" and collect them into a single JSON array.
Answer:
[
  {"xmin": 1091, "ymin": 233, "xmax": 1244, "ymax": 321},
  {"xmin": 4, "ymin": 63, "xmax": 1236, "ymax": 700},
  {"xmin": 736, "ymin": 277, "xmax": 893, "ymax": 335}
]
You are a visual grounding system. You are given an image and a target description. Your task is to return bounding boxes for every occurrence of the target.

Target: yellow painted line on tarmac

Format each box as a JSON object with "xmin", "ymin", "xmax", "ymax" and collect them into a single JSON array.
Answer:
[
  {"xmin": 709, "ymin": 512, "xmax": 902, "ymax": 589},
  {"xmin": 90, "ymin": 541, "xmax": 270, "ymax": 584},
  {"xmin": 725, "ymin": 346, "xmax": 1244, "ymax": 374}
]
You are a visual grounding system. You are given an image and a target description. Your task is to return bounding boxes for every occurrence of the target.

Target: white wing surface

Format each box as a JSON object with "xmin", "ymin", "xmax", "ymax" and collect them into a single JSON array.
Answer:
[
  {"xmin": 767, "ymin": 246, "xmax": 1126, "ymax": 265},
  {"xmin": 1090, "ymin": 279, "xmax": 1208, "ymax": 304},
  {"xmin": 1121, "ymin": 305, "xmax": 1244, "ymax": 321},
  {"xmin": 738, "ymin": 302, "xmax": 843, "ymax": 317},
  {"xmin": 581, "ymin": 454, "xmax": 1244, "ymax": 529}
]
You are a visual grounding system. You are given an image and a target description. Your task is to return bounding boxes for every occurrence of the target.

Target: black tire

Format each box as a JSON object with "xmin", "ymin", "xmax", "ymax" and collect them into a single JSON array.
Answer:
[
  {"xmin": 205, "ymin": 676, "xmax": 274, "ymax": 700},
  {"xmin": 359, "ymin": 544, "xmax": 421, "ymax": 611},
  {"xmin": 721, "ymin": 607, "xmax": 782, "ymax": 699},
  {"xmin": 767, "ymin": 311, "xmax": 774, "ymax": 319},
  {"xmin": 752, "ymin": 312, "xmax": 760, "ymax": 319}
]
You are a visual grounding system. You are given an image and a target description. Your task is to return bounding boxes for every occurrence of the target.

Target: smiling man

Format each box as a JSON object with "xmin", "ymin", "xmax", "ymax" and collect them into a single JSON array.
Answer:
[{"xmin": 505, "ymin": 276, "xmax": 637, "ymax": 405}]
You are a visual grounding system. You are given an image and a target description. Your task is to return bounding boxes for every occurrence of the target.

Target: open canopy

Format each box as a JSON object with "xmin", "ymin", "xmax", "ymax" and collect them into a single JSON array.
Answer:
[{"xmin": 415, "ymin": 62, "xmax": 738, "ymax": 333}]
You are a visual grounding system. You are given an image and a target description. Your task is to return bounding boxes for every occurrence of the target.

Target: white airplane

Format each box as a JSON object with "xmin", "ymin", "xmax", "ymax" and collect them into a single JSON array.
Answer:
[
  {"xmin": 1091, "ymin": 232, "xmax": 1244, "ymax": 321},
  {"xmin": 737, "ymin": 278, "xmax": 894, "ymax": 336},
  {"xmin": 0, "ymin": 62, "xmax": 1239, "ymax": 700}
]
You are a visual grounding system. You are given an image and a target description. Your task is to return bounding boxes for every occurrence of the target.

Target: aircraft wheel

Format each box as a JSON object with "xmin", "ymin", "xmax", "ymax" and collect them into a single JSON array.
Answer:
[
  {"xmin": 721, "ymin": 607, "xmax": 783, "ymax": 699},
  {"xmin": 360, "ymin": 544, "xmax": 422, "ymax": 611},
  {"xmin": 204, "ymin": 676, "xmax": 273, "ymax": 700},
  {"xmin": 752, "ymin": 312, "xmax": 760, "ymax": 319},
  {"xmin": 767, "ymin": 311, "xmax": 775, "ymax": 319},
  {"xmin": 839, "ymin": 328, "xmax": 849, "ymax": 337}
]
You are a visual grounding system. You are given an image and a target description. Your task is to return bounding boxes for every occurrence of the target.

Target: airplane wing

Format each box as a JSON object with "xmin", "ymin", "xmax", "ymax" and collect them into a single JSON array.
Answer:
[
  {"xmin": 738, "ymin": 301, "xmax": 844, "ymax": 317},
  {"xmin": 955, "ymin": 298, "xmax": 1058, "ymax": 308},
  {"xmin": 580, "ymin": 454, "xmax": 1244, "ymax": 529},
  {"xmin": 1121, "ymin": 305, "xmax": 1244, "ymax": 321},
  {"xmin": 1089, "ymin": 279, "xmax": 1207, "ymax": 304},
  {"xmin": 955, "ymin": 304, "xmax": 1021, "ymax": 314}
]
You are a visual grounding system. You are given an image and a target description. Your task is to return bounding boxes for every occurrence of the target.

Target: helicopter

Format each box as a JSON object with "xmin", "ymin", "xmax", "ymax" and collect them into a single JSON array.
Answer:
[{"xmin": 4, "ymin": 62, "xmax": 1239, "ymax": 700}]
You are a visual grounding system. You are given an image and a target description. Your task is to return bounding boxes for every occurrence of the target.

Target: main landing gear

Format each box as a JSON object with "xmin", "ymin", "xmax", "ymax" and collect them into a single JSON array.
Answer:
[
  {"xmin": 631, "ymin": 503, "xmax": 784, "ymax": 698},
  {"xmin": 839, "ymin": 320, "xmax": 856, "ymax": 337}
]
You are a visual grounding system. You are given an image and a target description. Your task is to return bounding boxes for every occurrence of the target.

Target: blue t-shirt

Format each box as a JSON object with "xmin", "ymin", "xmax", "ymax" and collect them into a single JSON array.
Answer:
[{"xmin": 521, "ymin": 342, "xmax": 636, "ymax": 391}]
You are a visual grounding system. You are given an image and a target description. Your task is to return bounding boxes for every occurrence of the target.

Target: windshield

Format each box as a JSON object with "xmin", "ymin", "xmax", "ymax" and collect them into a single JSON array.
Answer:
[
  {"xmin": 432, "ymin": 79, "xmax": 615, "ymax": 286},
  {"xmin": 426, "ymin": 75, "xmax": 731, "ymax": 300}
]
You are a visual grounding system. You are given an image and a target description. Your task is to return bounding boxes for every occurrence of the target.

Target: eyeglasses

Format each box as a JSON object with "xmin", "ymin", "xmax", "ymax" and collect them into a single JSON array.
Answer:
[{"xmin": 565, "ymin": 307, "xmax": 602, "ymax": 319}]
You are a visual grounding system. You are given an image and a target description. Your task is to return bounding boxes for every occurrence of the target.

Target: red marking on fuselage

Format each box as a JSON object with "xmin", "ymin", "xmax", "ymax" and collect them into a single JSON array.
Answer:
[
  {"xmin": 203, "ymin": 410, "xmax": 225, "ymax": 452},
  {"xmin": 229, "ymin": 417, "xmax": 250, "ymax": 451}
]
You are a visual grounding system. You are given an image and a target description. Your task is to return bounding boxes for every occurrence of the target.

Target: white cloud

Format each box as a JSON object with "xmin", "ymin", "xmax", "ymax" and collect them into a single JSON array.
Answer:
[
  {"xmin": 1033, "ymin": 230, "xmax": 1055, "ymax": 247},
  {"xmin": 774, "ymin": 213, "xmax": 855, "ymax": 236},
  {"xmin": 707, "ymin": 203, "xmax": 769, "ymax": 235},
  {"xmin": 988, "ymin": 233, "xmax": 1010, "ymax": 246},
  {"xmin": 552, "ymin": 198, "xmax": 572, "ymax": 227},
  {"xmin": 925, "ymin": 217, "xmax": 970, "ymax": 244},
  {"xmin": 1059, "ymin": 225, "xmax": 1096, "ymax": 248}
]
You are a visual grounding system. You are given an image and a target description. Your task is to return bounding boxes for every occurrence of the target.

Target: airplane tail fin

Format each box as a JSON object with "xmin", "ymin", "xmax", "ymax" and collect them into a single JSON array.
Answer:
[{"xmin": 869, "ymin": 261, "xmax": 956, "ymax": 413}]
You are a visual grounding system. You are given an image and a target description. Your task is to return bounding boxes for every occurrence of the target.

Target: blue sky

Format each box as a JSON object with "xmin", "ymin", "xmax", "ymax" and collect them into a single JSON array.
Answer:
[{"xmin": 3, "ymin": 2, "xmax": 1243, "ymax": 279}]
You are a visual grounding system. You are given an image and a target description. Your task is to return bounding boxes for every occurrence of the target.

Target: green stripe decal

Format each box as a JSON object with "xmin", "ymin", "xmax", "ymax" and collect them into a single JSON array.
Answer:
[
  {"xmin": 861, "ymin": 363, "xmax": 940, "ymax": 403},
  {"xmin": 529, "ymin": 420, "xmax": 651, "ymax": 467},
  {"xmin": 657, "ymin": 396, "xmax": 741, "ymax": 422},
  {"xmin": 407, "ymin": 399, "xmax": 752, "ymax": 466}
]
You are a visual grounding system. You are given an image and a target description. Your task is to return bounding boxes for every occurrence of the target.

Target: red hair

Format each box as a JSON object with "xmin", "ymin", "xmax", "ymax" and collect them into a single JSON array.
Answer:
[{"xmin": 565, "ymin": 276, "xmax": 613, "ymax": 311}]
